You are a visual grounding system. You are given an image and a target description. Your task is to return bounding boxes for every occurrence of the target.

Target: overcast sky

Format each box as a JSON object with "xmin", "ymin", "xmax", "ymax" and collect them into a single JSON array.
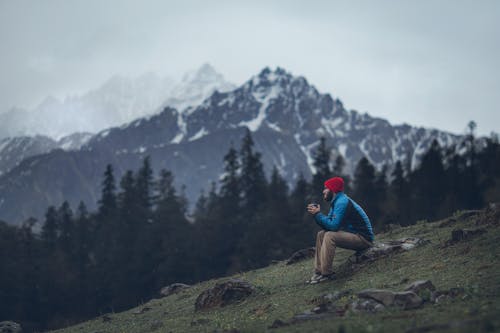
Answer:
[{"xmin": 1, "ymin": 0, "xmax": 499, "ymax": 135}]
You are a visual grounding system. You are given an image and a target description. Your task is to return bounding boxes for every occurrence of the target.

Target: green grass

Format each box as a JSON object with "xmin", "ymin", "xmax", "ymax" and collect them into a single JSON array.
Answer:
[{"xmin": 50, "ymin": 210, "xmax": 500, "ymax": 333}]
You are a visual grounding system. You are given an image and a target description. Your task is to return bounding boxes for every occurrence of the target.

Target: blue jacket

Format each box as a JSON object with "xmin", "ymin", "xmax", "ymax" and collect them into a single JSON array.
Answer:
[{"xmin": 314, "ymin": 192, "xmax": 374, "ymax": 242}]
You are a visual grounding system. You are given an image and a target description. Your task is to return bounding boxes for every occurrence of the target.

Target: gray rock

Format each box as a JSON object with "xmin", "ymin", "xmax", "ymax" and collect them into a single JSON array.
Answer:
[
  {"xmin": 195, "ymin": 279, "xmax": 255, "ymax": 311},
  {"xmin": 357, "ymin": 289, "xmax": 395, "ymax": 306},
  {"xmin": 405, "ymin": 280, "xmax": 436, "ymax": 293},
  {"xmin": 0, "ymin": 321, "xmax": 22, "ymax": 333},
  {"xmin": 351, "ymin": 238, "xmax": 428, "ymax": 264},
  {"xmin": 393, "ymin": 291, "xmax": 423, "ymax": 309},
  {"xmin": 160, "ymin": 283, "xmax": 191, "ymax": 297},
  {"xmin": 351, "ymin": 298, "xmax": 386, "ymax": 313},
  {"xmin": 358, "ymin": 289, "xmax": 422, "ymax": 309}
]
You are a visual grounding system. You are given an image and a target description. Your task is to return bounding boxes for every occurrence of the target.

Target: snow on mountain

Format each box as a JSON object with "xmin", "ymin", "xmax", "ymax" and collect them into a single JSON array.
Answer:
[
  {"xmin": 0, "ymin": 66, "xmax": 464, "ymax": 225},
  {"xmin": 162, "ymin": 63, "xmax": 236, "ymax": 113},
  {"xmin": 0, "ymin": 64, "xmax": 234, "ymax": 140}
]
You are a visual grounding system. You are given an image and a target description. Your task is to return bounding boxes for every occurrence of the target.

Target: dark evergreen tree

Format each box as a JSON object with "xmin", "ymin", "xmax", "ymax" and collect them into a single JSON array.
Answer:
[
  {"xmin": 41, "ymin": 206, "xmax": 59, "ymax": 250},
  {"xmin": 312, "ymin": 137, "xmax": 331, "ymax": 194},
  {"xmin": 411, "ymin": 139, "xmax": 446, "ymax": 221},
  {"xmin": 352, "ymin": 157, "xmax": 380, "ymax": 228}
]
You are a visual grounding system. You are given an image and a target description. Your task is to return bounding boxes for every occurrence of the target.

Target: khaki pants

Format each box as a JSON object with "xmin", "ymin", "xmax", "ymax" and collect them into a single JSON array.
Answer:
[{"xmin": 315, "ymin": 230, "xmax": 372, "ymax": 275}]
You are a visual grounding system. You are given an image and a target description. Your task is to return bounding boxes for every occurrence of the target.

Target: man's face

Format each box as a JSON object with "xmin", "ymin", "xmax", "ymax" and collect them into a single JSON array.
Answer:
[{"xmin": 322, "ymin": 188, "xmax": 334, "ymax": 202}]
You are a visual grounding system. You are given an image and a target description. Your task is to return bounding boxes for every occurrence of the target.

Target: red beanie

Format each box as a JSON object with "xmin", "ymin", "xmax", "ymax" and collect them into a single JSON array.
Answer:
[{"xmin": 324, "ymin": 177, "xmax": 344, "ymax": 193}]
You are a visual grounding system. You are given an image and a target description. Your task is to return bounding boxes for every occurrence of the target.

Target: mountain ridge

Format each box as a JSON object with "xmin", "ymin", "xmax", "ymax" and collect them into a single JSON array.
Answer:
[{"xmin": 0, "ymin": 67, "xmax": 463, "ymax": 225}]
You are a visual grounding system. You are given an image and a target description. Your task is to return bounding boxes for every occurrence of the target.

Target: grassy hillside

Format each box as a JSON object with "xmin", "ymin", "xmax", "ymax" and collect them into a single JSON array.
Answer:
[{"xmin": 50, "ymin": 207, "xmax": 500, "ymax": 333}]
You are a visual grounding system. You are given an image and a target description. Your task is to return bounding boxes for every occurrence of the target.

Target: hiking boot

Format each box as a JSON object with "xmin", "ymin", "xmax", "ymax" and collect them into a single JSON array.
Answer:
[
  {"xmin": 309, "ymin": 273, "xmax": 336, "ymax": 284},
  {"xmin": 305, "ymin": 272, "xmax": 322, "ymax": 284}
]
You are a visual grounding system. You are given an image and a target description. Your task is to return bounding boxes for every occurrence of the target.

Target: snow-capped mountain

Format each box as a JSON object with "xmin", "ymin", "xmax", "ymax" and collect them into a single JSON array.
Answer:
[
  {"xmin": 0, "ymin": 133, "xmax": 93, "ymax": 176},
  {"xmin": 0, "ymin": 67, "xmax": 462, "ymax": 225},
  {"xmin": 0, "ymin": 64, "xmax": 234, "ymax": 140},
  {"xmin": 162, "ymin": 63, "xmax": 236, "ymax": 113}
]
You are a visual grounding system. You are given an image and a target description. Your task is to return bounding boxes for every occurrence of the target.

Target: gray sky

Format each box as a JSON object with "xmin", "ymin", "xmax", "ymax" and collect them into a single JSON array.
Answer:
[{"xmin": 1, "ymin": 0, "xmax": 499, "ymax": 135}]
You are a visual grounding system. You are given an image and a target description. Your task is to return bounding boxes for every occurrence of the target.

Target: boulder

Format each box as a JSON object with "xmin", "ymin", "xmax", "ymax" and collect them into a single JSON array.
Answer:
[
  {"xmin": 160, "ymin": 283, "xmax": 191, "ymax": 297},
  {"xmin": 351, "ymin": 238, "xmax": 428, "ymax": 264},
  {"xmin": 0, "ymin": 321, "xmax": 22, "ymax": 333},
  {"xmin": 195, "ymin": 279, "xmax": 255, "ymax": 311},
  {"xmin": 357, "ymin": 289, "xmax": 422, "ymax": 309},
  {"xmin": 285, "ymin": 247, "xmax": 315, "ymax": 265}
]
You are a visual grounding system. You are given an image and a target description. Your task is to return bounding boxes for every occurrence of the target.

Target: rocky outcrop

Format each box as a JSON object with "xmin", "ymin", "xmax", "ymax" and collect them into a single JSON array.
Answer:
[
  {"xmin": 336, "ymin": 237, "xmax": 429, "ymax": 277},
  {"xmin": 160, "ymin": 283, "xmax": 191, "ymax": 297},
  {"xmin": 0, "ymin": 321, "xmax": 22, "ymax": 333},
  {"xmin": 285, "ymin": 247, "xmax": 315, "ymax": 265},
  {"xmin": 195, "ymin": 279, "xmax": 255, "ymax": 311}
]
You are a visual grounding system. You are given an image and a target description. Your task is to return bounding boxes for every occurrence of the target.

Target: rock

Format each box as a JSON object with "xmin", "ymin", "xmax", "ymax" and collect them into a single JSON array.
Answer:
[
  {"xmin": 351, "ymin": 298, "xmax": 386, "ymax": 313},
  {"xmin": 430, "ymin": 287, "xmax": 465, "ymax": 303},
  {"xmin": 285, "ymin": 247, "xmax": 315, "ymax": 265},
  {"xmin": 195, "ymin": 279, "xmax": 255, "ymax": 311},
  {"xmin": 450, "ymin": 228, "xmax": 487, "ymax": 243},
  {"xmin": 393, "ymin": 291, "xmax": 423, "ymax": 309},
  {"xmin": 212, "ymin": 329, "xmax": 240, "ymax": 333},
  {"xmin": 358, "ymin": 289, "xmax": 422, "ymax": 309},
  {"xmin": 160, "ymin": 283, "xmax": 191, "ymax": 297},
  {"xmin": 357, "ymin": 289, "xmax": 395, "ymax": 306},
  {"xmin": 405, "ymin": 280, "xmax": 436, "ymax": 301},
  {"xmin": 0, "ymin": 321, "xmax": 22, "ymax": 333},
  {"xmin": 352, "ymin": 238, "xmax": 428, "ymax": 264}
]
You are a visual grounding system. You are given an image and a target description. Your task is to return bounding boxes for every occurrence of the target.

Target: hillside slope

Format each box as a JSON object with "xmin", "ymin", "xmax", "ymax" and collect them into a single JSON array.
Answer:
[{"xmin": 50, "ymin": 206, "xmax": 500, "ymax": 333}]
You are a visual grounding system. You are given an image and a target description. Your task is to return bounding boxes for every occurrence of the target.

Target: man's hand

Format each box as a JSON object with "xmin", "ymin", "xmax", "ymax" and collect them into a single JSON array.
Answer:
[{"xmin": 307, "ymin": 203, "xmax": 321, "ymax": 215}]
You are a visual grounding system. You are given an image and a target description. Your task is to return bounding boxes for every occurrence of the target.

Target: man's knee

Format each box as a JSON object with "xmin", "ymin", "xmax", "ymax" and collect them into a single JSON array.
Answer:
[
  {"xmin": 323, "ymin": 231, "xmax": 339, "ymax": 243},
  {"xmin": 317, "ymin": 230, "xmax": 325, "ymax": 238}
]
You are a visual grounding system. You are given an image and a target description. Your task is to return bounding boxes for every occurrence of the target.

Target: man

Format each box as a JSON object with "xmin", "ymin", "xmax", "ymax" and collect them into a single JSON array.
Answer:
[{"xmin": 306, "ymin": 176, "xmax": 374, "ymax": 284}]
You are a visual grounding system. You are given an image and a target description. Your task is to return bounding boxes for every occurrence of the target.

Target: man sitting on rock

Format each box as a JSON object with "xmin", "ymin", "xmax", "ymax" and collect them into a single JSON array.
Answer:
[{"xmin": 306, "ymin": 176, "xmax": 374, "ymax": 284}]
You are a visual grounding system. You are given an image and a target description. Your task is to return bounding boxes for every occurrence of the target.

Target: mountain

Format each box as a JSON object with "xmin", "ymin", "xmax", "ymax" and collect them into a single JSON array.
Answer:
[
  {"xmin": 0, "ymin": 133, "xmax": 93, "ymax": 176},
  {"xmin": 0, "ymin": 67, "xmax": 461, "ymax": 225},
  {"xmin": 0, "ymin": 64, "xmax": 234, "ymax": 140}
]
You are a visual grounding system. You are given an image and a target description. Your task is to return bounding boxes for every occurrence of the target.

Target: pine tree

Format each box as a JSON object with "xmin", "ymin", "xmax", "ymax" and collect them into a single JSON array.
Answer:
[
  {"xmin": 312, "ymin": 137, "xmax": 331, "ymax": 194},
  {"xmin": 388, "ymin": 161, "xmax": 411, "ymax": 225},
  {"xmin": 239, "ymin": 129, "xmax": 267, "ymax": 218},
  {"xmin": 411, "ymin": 139, "xmax": 446, "ymax": 221},
  {"xmin": 353, "ymin": 157, "xmax": 379, "ymax": 228},
  {"xmin": 41, "ymin": 206, "xmax": 59, "ymax": 250},
  {"xmin": 57, "ymin": 201, "xmax": 74, "ymax": 254}
]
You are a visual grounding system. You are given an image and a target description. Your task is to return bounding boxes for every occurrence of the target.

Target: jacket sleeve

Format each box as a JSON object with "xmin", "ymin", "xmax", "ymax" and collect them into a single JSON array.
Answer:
[{"xmin": 314, "ymin": 195, "xmax": 348, "ymax": 231}]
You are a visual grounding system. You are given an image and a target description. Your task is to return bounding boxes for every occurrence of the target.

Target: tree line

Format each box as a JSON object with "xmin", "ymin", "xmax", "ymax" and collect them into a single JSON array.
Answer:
[{"xmin": 1, "ymin": 125, "xmax": 499, "ymax": 331}]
